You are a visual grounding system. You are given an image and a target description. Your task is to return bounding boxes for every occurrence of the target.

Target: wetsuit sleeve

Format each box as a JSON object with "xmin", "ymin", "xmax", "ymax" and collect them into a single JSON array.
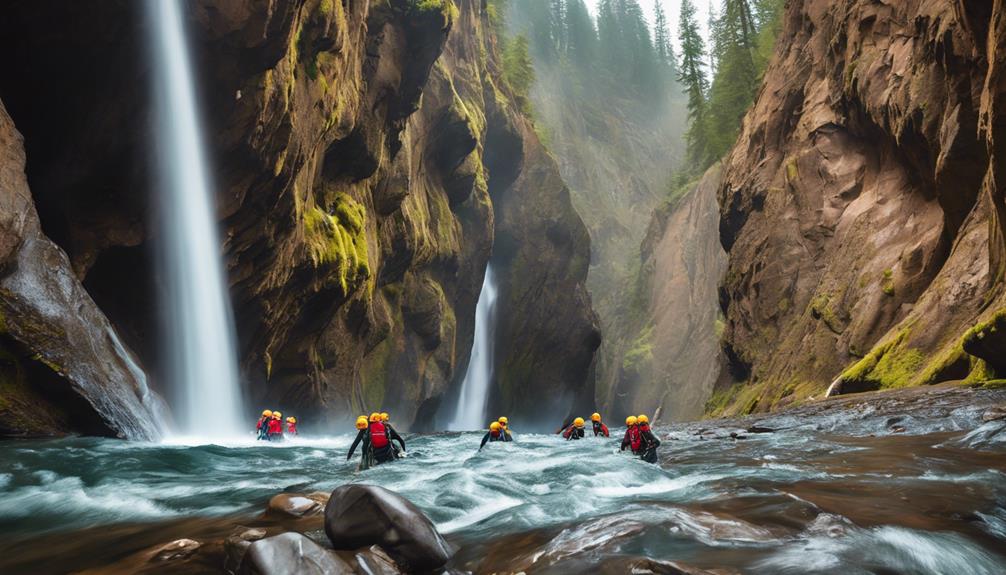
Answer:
[
  {"xmin": 388, "ymin": 425, "xmax": 406, "ymax": 450},
  {"xmin": 563, "ymin": 427, "xmax": 573, "ymax": 440},
  {"xmin": 479, "ymin": 432, "xmax": 491, "ymax": 450},
  {"xmin": 602, "ymin": 424, "xmax": 610, "ymax": 437},
  {"xmin": 642, "ymin": 429, "xmax": 661, "ymax": 447},
  {"xmin": 621, "ymin": 429, "xmax": 630, "ymax": 450},
  {"xmin": 347, "ymin": 429, "xmax": 365, "ymax": 460}
]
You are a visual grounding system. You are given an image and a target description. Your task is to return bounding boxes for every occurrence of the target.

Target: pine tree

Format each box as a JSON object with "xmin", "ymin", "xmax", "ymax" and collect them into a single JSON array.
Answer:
[
  {"xmin": 503, "ymin": 34, "xmax": 535, "ymax": 114},
  {"xmin": 705, "ymin": 0, "xmax": 759, "ymax": 160},
  {"xmin": 677, "ymin": 0, "xmax": 710, "ymax": 165},
  {"xmin": 565, "ymin": 0, "xmax": 597, "ymax": 70},
  {"xmin": 653, "ymin": 1, "xmax": 671, "ymax": 67}
]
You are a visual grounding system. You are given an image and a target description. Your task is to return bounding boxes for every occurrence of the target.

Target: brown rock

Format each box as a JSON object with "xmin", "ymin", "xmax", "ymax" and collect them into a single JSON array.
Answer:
[
  {"xmin": 149, "ymin": 538, "xmax": 201, "ymax": 562},
  {"xmin": 714, "ymin": 0, "xmax": 1006, "ymax": 413},
  {"xmin": 238, "ymin": 532, "xmax": 353, "ymax": 575},
  {"xmin": 268, "ymin": 492, "xmax": 330, "ymax": 518}
]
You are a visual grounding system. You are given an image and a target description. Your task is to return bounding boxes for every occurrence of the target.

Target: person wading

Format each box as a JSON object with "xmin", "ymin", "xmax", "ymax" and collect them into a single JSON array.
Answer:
[
  {"xmin": 267, "ymin": 411, "xmax": 284, "ymax": 441},
  {"xmin": 590, "ymin": 412, "xmax": 610, "ymax": 437},
  {"xmin": 498, "ymin": 416, "xmax": 513, "ymax": 441},
  {"xmin": 563, "ymin": 417, "xmax": 586, "ymax": 440},
  {"xmin": 621, "ymin": 416, "xmax": 642, "ymax": 454},
  {"xmin": 479, "ymin": 421, "xmax": 507, "ymax": 450},
  {"xmin": 256, "ymin": 410, "xmax": 272, "ymax": 440},
  {"xmin": 380, "ymin": 412, "xmax": 406, "ymax": 456},
  {"xmin": 637, "ymin": 414, "xmax": 661, "ymax": 463}
]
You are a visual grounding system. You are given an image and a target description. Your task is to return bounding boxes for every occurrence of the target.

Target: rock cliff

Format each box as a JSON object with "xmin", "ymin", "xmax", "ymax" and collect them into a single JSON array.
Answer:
[
  {"xmin": 604, "ymin": 165, "xmax": 726, "ymax": 422},
  {"xmin": 0, "ymin": 0, "xmax": 598, "ymax": 434},
  {"xmin": 713, "ymin": 0, "xmax": 1006, "ymax": 414}
]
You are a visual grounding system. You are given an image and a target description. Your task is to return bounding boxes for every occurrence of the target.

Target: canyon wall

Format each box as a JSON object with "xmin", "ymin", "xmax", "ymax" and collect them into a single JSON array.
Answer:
[
  {"xmin": 713, "ymin": 0, "xmax": 1006, "ymax": 414},
  {"xmin": 0, "ymin": 0, "xmax": 599, "ymax": 435}
]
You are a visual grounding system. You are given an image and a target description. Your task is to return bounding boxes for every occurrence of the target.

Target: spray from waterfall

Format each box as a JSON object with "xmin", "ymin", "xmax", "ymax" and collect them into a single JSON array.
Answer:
[
  {"xmin": 450, "ymin": 265, "xmax": 499, "ymax": 430},
  {"xmin": 148, "ymin": 0, "xmax": 245, "ymax": 437}
]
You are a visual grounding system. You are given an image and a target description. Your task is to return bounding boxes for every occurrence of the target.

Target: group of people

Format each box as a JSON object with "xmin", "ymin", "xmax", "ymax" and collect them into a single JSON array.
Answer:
[
  {"xmin": 476, "ymin": 412, "xmax": 660, "ymax": 463},
  {"xmin": 346, "ymin": 412, "xmax": 407, "ymax": 469},
  {"xmin": 561, "ymin": 412, "xmax": 610, "ymax": 439},
  {"xmin": 479, "ymin": 416, "xmax": 514, "ymax": 449},
  {"xmin": 255, "ymin": 409, "xmax": 298, "ymax": 441},
  {"xmin": 619, "ymin": 414, "xmax": 661, "ymax": 463}
]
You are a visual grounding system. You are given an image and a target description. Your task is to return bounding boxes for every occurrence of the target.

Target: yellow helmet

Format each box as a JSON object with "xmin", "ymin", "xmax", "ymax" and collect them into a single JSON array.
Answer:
[
  {"xmin": 369, "ymin": 412, "xmax": 381, "ymax": 422},
  {"xmin": 574, "ymin": 417, "xmax": 585, "ymax": 428},
  {"xmin": 626, "ymin": 416, "xmax": 637, "ymax": 426},
  {"xmin": 380, "ymin": 412, "xmax": 389, "ymax": 421},
  {"xmin": 262, "ymin": 409, "xmax": 273, "ymax": 417},
  {"xmin": 490, "ymin": 421, "xmax": 501, "ymax": 431},
  {"xmin": 286, "ymin": 417, "xmax": 296, "ymax": 423},
  {"xmin": 591, "ymin": 412, "xmax": 601, "ymax": 422},
  {"xmin": 355, "ymin": 416, "xmax": 368, "ymax": 430},
  {"xmin": 637, "ymin": 414, "xmax": 649, "ymax": 424},
  {"xmin": 498, "ymin": 416, "xmax": 508, "ymax": 425},
  {"xmin": 273, "ymin": 411, "xmax": 282, "ymax": 418}
]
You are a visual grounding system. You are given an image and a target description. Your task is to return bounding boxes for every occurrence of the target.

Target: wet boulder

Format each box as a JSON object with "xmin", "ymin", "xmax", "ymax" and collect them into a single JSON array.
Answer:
[
  {"xmin": 238, "ymin": 532, "xmax": 353, "ymax": 575},
  {"xmin": 352, "ymin": 545, "xmax": 402, "ymax": 575},
  {"xmin": 268, "ymin": 492, "xmax": 330, "ymax": 518},
  {"xmin": 324, "ymin": 485, "xmax": 453, "ymax": 572},
  {"xmin": 224, "ymin": 527, "xmax": 267, "ymax": 573},
  {"xmin": 150, "ymin": 538, "xmax": 201, "ymax": 562}
]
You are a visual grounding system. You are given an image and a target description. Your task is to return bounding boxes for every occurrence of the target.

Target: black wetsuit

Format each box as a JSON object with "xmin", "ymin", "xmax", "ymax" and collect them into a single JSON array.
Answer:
[
  {"xmin": 479, "ymin": 430, "xmax": 506, "ymax": 450},
  {"xmin": 346, "ymin": 428, "xmax": 369, "ymax": 460},
  {"xmin": 639, "ymin": 424, "xmax": 661, "ymax": 463},
  {"xmin": 385, "ymin": 423, "xmax": 406, "ymax": 456},
  {"xmin": 563, "ymin": 426, "xmax": 585, "ymax": 440}
]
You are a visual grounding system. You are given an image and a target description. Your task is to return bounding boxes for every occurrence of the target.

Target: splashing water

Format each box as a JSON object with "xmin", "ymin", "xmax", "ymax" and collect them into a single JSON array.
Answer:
[
  {"xmin": 449, "ymin": 265, "xmax": 499, "ymax": 430},
  {"xmin": 147, "ymin": 0, "xmax": 245, "ymax": 437}
]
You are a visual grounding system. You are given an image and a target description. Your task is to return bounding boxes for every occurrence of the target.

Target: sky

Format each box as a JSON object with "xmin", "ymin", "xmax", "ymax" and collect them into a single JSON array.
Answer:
[{"xmin": 582, "ymin": 0, "xmax": 714, "ymax": 55}]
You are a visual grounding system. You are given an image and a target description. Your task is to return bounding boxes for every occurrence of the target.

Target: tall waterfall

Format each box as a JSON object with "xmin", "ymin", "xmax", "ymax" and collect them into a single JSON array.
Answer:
[
  {"xmin": 148, "ymin": 0, "xmax": 245, "ymax": 437},
  {"xmin": 450, "ymin": 265, "xmax": 499, "ymax": 430}
]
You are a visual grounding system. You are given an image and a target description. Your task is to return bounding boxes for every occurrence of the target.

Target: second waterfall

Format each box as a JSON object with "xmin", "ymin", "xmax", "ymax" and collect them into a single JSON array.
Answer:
[
  {"xmin": 449, "ymin": 265, "xmax": 500, "ymax": 430},
  {"xmin": 148, "ymin": 0, "xmax": 245, "ymax": 437}
]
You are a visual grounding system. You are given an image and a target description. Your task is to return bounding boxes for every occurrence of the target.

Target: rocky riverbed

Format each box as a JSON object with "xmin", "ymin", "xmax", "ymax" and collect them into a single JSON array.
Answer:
[{"xmin": 1, "ymin": 383, "xmax": 1004, "ymax": 574}]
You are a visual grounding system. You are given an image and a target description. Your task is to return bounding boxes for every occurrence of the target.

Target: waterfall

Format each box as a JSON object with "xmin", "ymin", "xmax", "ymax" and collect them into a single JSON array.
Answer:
[
  {"xmin": 450, "ymin": 265, "xmax": 499, "ymax": 430},
  {"xmin": 148, "ymin": 0, "xmax": 245, "ymax": 437}
]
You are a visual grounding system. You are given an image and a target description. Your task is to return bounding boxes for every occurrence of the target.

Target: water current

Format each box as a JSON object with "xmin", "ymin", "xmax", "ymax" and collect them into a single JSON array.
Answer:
[{"xmin": 1, "ymin": 397, "xmax": 1005, "ymax": 573}]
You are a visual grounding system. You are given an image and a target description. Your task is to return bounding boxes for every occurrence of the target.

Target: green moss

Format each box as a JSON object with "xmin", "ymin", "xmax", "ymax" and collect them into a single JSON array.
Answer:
[
  {"xmin": 982, "ymin": 379, "xmax": 1006, "ymax": 389},
  {"xmin": 361, "ymin": 339, "xmax": 393, "ymax": 410},
  {"xmin": 809, "ymin": 293, "xmax": 843, "ymax": 333},
  {"xmin": 622, "ymin": 324, "xmax": 654, "ymax": 374},
  {"xmin": 704, "ymin": 383, "xmax": 742, "ymax": 416},
  {"xmin": 409, "ymin": 0, "xmax": 458, "ymax": 26},
  {"xmin": 264, "ymin": 351, "xmax": 273, "ymax": 380},
  {"xmin": 786, "ymin": 158, "xmax": 799, "ymax": 182},
  {"xmin": 303, "ymin": 194, "xmax": 371, "ymax": 295},
  {"xmin": 319, "ymin": 0, "xmax": 334, "ymax": 15},
  {"xmin": 839, "ymin": 327, "xmax": 924, "ymax": 389},
  {"xmin": 274, "ymin": 149, "xmax": 287, "ymax": 177},
  {"xmin": 882, "ymin": 269, "xmax": 895, "ymax": 296}
]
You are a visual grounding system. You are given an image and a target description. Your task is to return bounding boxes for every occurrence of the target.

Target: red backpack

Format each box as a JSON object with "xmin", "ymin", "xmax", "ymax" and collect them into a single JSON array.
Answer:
[
  {"xmin": 369, "ymin": 421, "xmax": 389, "ymax": 448},
  {"xmin": 629, "ymin": 426, "xmax": 642, "ymax": 451}
]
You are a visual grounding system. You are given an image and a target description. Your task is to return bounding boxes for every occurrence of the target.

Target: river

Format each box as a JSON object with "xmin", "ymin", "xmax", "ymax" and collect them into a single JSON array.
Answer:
[{"xmin": 2, "ymin": 385, "xmax": 1005, "ymax": 573}]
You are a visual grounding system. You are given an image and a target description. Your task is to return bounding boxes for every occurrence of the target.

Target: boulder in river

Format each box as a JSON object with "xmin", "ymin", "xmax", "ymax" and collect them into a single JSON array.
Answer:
[
  {"xmin": 238, "ymin": 532, "xmax": 353, "ymax": 575},
  {"xmin": 268, "ymin": 492, "xmax": 330, "ymax": 518},
  {"xmin": 149, "ymin": 538, "xmax": 201, "ymax": 562},
  {"xmin": 352, "ymin": 545, "xmax": 402, "ymax": 575},
  {"xmin": 324, "ymin": 484, "xmax": 453, "ymax": 572}
]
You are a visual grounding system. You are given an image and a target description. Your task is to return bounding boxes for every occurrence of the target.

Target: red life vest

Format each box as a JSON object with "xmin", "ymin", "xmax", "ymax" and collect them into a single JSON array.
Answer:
[
  {"xmin": 287, "ymin": 423, "xmax": 297, "ymax": 435},
  {"xmin": 370, "ymin": 421, "xmax": 389, "ymax": 448},
  {"xmin": 629, "ymin": 426, "xmax": 642, "ymax": 451},
  {"xmin": 256, "ymin": 417, "xmax": 267, "ymax": 430},
  {"xmin": 267, "ymin": 419, "xmax": 282, "ymax": 434}
]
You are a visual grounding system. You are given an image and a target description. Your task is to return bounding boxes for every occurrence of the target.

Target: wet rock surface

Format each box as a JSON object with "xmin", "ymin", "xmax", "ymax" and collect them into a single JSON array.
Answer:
[
  {"xmin": 324, "ymin": 484, "xmax": 452, "ymax": 572},
  {"xmin": 0, "ymin": 99, "xmax": 166, "ymax": 439},
  {"xmin": 267, "ymin": 492, "xmax": 330, "ymax": 518},
  {"xmin": 238, "ymin": 532, "xmax": 354, "ymax": 575}
]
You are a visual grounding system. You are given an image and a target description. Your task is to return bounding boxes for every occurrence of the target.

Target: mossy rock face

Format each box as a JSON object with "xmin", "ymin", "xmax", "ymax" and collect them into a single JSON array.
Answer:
[
  {"xmin": 836, "ymin": 327, "xmax": 925, "ymax": 393},
  {"xmin": 303, "ymin": 194, "xmax": 371, "ymax": 295},
  {"xmin": 962, "ymin": 309, "xmax": 1006, "ymax": 375}
]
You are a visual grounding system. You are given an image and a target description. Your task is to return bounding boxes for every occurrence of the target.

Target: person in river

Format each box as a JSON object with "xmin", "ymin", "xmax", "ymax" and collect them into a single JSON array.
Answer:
[
  {"xmin": 365, "ymin": 412, "xmax": 397, "ymax": 465},
  {"xmin": 267, "ymin": 411, "xmax": 284, "ymax": 441},
  {"xmin": 621, "ymin": 415, "xmax": 642, "ymax": 454},
  {"xmin": 285, "ymin": 416, "xmax": 298, "ymax": 436},
  {"xmin": 637, "ymin": 414, "xmax": 661, "ymax": 463},
  {"xmin": 479, "ymin": 421, "xmax": 507, "ymax": 450},
  {"xmin": 498, "ymin": 416, "xmax": 513, "ymax": 441},
  {"xmin": 256, "ymin": 410, "xmax": 273, "ymax": 440},
  {"xmin": 590, "ymin": 412, "xmax": 610, "ymax": 437},
  {"xmin": 380, "ymin": 412, "xmax": 406, "ymax": 456},
  {"xmin": 563, "ymin": 417, "xmax": 586, "ymax": 440},
  {"xmin": 346, "ymin": 416, "xmax": 370, "ymax": 460}
]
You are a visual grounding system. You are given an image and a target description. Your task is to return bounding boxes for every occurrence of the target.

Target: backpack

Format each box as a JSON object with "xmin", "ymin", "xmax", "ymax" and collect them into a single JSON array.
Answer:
[
  {"xmin": 370, "ymin": 421, "xmax": 389, "ymax": 448},
  {"xmin": 629, "ymin": 427, "xmax": 642, "ymax": 452}
]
